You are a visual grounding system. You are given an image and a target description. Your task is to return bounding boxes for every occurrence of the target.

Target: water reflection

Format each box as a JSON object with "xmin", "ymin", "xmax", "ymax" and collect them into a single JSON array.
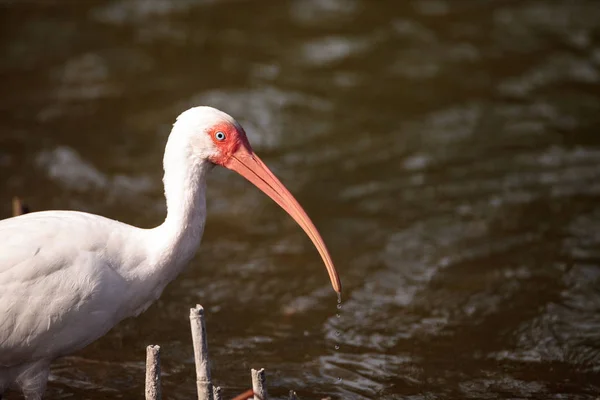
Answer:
[{"xmin": 1, "ymin": 0, "xmax": 600, "ymax": 399}]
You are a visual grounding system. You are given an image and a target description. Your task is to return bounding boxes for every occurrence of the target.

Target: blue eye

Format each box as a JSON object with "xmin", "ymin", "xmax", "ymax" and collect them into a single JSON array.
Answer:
[{"xmin": 215, "ymin": 131, "xmax": 226, "ymax": 141}]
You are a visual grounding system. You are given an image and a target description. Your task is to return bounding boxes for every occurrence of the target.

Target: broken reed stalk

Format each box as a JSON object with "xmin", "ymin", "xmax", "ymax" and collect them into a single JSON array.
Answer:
[
  {"xmin": 212, "ymin": 385, "xmax": 222, "ymax": 400},
  {"xmin": 145, "ymin": 345, "xmax": 161, "ymax": 400},
  {"xmin": 12, "ymin": 197, "xmax": 29, "ymax": 217},
  {"xmin": 190, "ymin": 304, "xmax": 213, "ymax": 400},
  {"xmin": 144, "ymin": 305, "xmax": 279, "ymax": 400},
  {"xmin": 251, "ymin": 368, "xmax": 268, "ymax": 400}
]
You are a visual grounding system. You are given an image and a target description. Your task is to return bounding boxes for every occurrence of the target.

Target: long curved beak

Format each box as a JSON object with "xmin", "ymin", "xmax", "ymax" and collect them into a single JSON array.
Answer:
[{"xmin": 224, "ymin": 145, "xmax": 342, "ymax": 293}]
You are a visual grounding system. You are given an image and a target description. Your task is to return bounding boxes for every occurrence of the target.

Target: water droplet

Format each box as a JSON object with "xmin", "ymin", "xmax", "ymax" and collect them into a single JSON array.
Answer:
[
  {"xmin": 337, "ymin": 292, "xmax": 342, "ymax": 304},
  {"xmin": 337, "ymin": 377, "xmax": 343, "ymax": 382},
  {"xmin": 335, "ymin": 345, "xmax": 340, "ymax": 350},
  {"xmin": 336, "ymin": 313, "xmax": 341, "ymax": 318},
  {"xmin": 335, "ymin": 330, "xmax": 340, "ymax": 336},
  {"xmin": 336, "ymin": 303, "xmax": 342, "ymax": 310}
]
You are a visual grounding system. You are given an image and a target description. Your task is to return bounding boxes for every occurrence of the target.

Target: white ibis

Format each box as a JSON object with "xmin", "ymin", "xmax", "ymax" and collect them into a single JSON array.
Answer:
[{"xmin": 0, "ymin": 107, "xmax": 341, "ymax": 399}]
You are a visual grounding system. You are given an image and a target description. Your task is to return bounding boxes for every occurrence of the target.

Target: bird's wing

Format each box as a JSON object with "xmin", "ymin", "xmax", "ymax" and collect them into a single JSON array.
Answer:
[
  {"xmin": 0, "ymin": 211, "xmax": 96, "ymax": 275},
  {"xmin": 0, "ymin": 211, "xmax": 131, "ymax": 366}
]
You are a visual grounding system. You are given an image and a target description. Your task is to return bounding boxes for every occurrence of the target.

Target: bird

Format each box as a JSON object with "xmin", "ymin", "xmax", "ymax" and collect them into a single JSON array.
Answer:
[{"xmin": 0, "ymin": 106, "xmax": 342, "ymax": 399}]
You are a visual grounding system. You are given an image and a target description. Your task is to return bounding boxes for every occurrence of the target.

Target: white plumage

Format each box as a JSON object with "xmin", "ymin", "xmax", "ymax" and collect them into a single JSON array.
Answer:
[{"xmin": 0, "ymin": 107, "xmax": 341, "ymax": 399}]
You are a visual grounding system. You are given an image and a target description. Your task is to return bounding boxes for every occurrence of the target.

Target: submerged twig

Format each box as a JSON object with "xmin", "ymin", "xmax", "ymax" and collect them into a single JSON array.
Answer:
[{"xmin": 231, "ymin": 389, "xmax": 254, "ymax": 400}]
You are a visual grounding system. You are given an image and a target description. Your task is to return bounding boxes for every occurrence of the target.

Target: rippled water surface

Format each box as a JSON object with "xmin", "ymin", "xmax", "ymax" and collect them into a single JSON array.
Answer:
[{"xmin": 2, "ymin": 1, "xmax": 600, "ymax": 399}]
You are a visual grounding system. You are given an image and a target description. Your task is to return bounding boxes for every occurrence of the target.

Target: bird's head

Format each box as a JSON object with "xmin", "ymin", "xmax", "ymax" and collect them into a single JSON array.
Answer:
[{"xmin": 172, "ymin": 106, "xmax": 342, "ymax": 294}]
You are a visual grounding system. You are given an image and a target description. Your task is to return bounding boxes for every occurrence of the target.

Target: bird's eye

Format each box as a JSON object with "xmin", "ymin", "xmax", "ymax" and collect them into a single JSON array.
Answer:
[{"xmin": 215, "ymin": 131, "xmax": 226, "ymax": 141}]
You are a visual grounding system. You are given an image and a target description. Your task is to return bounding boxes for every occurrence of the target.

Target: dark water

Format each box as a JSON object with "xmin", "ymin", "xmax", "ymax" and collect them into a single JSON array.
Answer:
[{"xmin": 2, "ymin": 0, "xmax": 600, "ymax": 398}]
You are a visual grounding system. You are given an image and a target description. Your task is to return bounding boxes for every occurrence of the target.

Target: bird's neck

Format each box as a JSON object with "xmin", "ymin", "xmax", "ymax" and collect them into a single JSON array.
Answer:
[{"xmin": 149, "ymin": 146, "xmax": 211, "ymax": 281}]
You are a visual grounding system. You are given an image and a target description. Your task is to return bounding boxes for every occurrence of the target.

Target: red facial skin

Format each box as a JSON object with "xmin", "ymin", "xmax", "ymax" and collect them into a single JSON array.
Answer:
[
  {"xmin": 205, "ymin": 122, "xmax": 342, "ymax": 294},
  {"xmin": 207, "ymin": 122, "xmax": 252, "ymax": 166}
]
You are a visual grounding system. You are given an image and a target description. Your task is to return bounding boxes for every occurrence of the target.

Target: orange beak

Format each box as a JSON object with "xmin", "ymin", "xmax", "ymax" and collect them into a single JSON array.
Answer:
[{"xmin": 224, "ymin": 144, "xmax": 342, "ymax": 293}]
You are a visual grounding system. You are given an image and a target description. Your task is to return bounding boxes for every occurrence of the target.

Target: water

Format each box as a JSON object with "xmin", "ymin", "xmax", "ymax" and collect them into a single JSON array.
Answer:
[{"xmin": 2, "ymin": 0, "xmax": 600, "ymax": 399}]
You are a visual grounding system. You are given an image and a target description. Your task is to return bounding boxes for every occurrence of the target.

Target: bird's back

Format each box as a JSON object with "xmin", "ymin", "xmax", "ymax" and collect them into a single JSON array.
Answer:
[{"xmin": 0, "ymin": 211, "xmax": 144, "ymax": 368}]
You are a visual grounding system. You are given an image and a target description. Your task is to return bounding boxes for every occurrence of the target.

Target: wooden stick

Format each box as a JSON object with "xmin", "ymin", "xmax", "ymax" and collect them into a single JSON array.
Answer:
[
  {"xmin": 251, "ymin": 368, "xmax": 268, "ymax": 400},
  {"xmin": 190, "ymin": 305, "xmax": 213, "ymax": 400},
  {"xmin": 145, "ymin": 345, "xmax": 161, "ymax": 400},
  {"xmin": 212, "ymin": 386, "xmax": 221, "ymax": 400}
]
